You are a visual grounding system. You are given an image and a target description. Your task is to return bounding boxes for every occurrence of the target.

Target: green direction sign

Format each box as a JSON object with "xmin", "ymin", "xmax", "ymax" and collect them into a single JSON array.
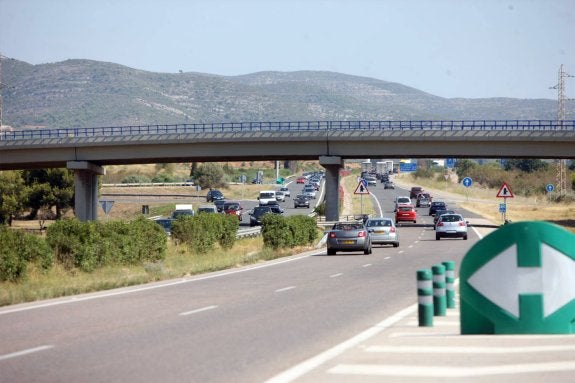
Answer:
[{"xmin": 460, "ymin": 221, "xmax": 575, "ymax": 334}]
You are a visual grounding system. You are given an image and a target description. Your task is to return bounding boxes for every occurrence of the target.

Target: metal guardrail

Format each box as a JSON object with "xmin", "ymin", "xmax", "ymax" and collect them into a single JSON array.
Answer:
[{"xmin": 2, "ymin": 120, "xmax": 574, "ymax": 141}]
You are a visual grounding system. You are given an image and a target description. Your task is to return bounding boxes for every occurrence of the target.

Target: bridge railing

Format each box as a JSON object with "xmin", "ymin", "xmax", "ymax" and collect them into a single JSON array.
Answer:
[{"xmin": 1, "ymin": 120, "xmax": 574, "ymax": 141}]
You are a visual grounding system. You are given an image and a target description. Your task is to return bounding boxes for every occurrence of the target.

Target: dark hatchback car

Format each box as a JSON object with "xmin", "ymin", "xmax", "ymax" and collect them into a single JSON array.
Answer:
[
  {"xmin": 293, "ymin": 194, "xmax": 311, "ymax": 208},
  {"xmin": 429, "ymin": 201, "xmax": 447, "ymax": 216},
  {"xmin": 249, "ymin": 206, "xmax": 273, "ymax": 226},
  {"xmin": 206, "ymin": 189, "xmax": 225, "ymax": 202}
]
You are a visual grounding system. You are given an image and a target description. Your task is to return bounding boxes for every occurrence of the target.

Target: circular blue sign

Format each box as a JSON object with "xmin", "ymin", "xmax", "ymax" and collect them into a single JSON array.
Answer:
[
  {"xmin": 462, "ymin": 177, "xmax": 473, "ymax": 188},
  {"xmin": 546, "ymin": 184, "xmax": 555, "ymax": 193}
]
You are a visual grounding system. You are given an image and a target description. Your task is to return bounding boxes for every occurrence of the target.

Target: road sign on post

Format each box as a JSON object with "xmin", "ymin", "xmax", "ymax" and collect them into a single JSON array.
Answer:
[{"xmin": 460, "ymin": 221, "xmax": 575, "ymax": 334}]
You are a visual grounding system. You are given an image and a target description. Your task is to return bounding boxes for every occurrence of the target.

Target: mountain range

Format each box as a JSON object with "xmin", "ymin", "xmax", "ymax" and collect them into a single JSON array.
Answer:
[{"xmin": 0, "ymin": 58, "xmax": 561, "ymax": 130}]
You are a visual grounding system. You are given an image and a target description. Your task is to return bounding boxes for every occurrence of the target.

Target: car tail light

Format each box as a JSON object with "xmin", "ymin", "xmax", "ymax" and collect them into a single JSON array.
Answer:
[
  {"xmin": 390, "ymin": 227, "xmax": 396, "ymax": 233},
  {"xmin": 358, "ymin": 231, "xmax": 366, "ymax": 237},
  {"xmin": 329, "ymin": 232, "xmax": 337, "ymax": 238},
  {"xmin": 459, "ymin": 221, "xmax": 466, "ymax": 226},
  {"xmin": 437, "ymin": 222, "xmax": 444, "ymax": 227}
]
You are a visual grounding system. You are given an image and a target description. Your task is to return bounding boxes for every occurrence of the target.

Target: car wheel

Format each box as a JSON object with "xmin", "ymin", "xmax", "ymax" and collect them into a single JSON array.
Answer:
[
  {"xmin": 364, "ymin": 246, "xmax": 372, "ymax": 255},
  {"xmin": 436, "ymin": 234, "xmax": 440, "ymax": 240},
  {"xmin": 327, "ymin": 249, "xmax": 335, "ymax": 255},
  {"xmin": 393, "ymin": 242, "xmax": 399, "ymax": 248},
  {"xmin": 414, "ymin": 220, "xmax": 417, "ymax": 223},
  {"xmin": 463, "ymin": 234, "xmax": 468, "ymax": 240}
]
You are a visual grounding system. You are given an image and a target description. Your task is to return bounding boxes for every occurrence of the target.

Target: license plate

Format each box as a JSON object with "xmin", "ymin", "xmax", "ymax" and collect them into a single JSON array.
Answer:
[
  {"xmin": 375, "ymin": 230, "xmax": 386, "ymax": 234},
  {"xmin": 342, "ymin": 240, "xmax": 355, "ymax": 245}
]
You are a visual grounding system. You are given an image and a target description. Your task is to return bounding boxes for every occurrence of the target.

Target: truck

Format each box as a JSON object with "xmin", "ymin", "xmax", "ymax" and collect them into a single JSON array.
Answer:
[{"xmin": 171, "ymin": 204, "xmax": 195, "ymax": 219}]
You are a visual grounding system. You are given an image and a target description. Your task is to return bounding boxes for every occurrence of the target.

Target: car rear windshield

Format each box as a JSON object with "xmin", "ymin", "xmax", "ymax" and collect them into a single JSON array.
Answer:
[
  {"xmin": 440, "ymin": 215, "xmax": 462, "ymax": 222},
  {"xmin": 367, "ymin": 220, "xmax": 392, "ymax": 227},
  {"xmin": 333, "ymin": 223, "xmax": 363, "ymax": 230}
]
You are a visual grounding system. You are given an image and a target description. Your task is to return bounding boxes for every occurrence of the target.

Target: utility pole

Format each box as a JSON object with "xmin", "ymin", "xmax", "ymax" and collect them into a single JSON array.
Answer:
[{"xmin": 549, "ymin": 64, "xmax": 573, "ymax": 197}]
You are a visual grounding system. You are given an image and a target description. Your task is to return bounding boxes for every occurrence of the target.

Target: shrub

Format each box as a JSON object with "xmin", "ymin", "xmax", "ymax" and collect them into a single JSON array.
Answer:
[
  {"xmin": 121, "ymin": 174, "xmax": 151, "ymax": 184},
  {"xmin": 0, "ymin": 227, "xmax": 53, "ymax": 282},
  {"xmin": 262, "ymin": 214, "xmax": 318, "ymax": 250},
  {"xmin": 171, "ymin": 214, "xmax": 238, "ymax": 253}
]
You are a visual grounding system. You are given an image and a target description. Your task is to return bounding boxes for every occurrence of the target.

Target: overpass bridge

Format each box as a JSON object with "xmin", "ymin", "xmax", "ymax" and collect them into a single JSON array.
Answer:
[{"xmin": 1, "ymin": 120, "xmax": 574, "ymax": 221}]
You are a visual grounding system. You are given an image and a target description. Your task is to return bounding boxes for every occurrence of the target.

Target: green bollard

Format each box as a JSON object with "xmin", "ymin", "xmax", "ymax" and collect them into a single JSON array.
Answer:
[
  {"xmin": 417, "ymin": 269, "xmax": 434, "ymax": 327},
  {"xmin": 442, "ymin": 261, "xmax": 456, "ymax": 309},
  {"xmin": 432, "ymin": 264, "xmax": 447, "ymax": 316}
]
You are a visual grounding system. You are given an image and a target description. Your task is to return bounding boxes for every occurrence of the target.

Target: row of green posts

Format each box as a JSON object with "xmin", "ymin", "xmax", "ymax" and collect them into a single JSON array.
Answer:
[{"xmin": 417, "ymin": 261, "xmax": 455, "ymax": 327}]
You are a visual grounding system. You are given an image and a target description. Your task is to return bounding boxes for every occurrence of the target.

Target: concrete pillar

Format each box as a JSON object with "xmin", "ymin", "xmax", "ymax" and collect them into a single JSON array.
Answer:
[
  {"xmin": 67, "ymin": 161, "xmax": 105, "ymax": 221},
  {"xmin": 319, "ymin": 156, "xmax": 342, "ymax": 222}
]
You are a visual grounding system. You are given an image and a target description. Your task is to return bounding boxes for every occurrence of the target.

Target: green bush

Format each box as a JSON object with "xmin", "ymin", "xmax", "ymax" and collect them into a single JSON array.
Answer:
[
  {"xmin": 171, "ymin": 214, "xmax": 239, "ymax": 253},
  {"xmin": 121, "ymin": 174, "xmax": 151, "ymax": 184},
  {"xmin": 46, "ymin": 218, "xmax": 166, "ymax": 272},
  {"xmin": 262, "ymin": 214, "xmax": 318, "ymax": 250},
  {"xmin": 0, "ymin": 227, "xmax": 53, "ymax": 282}
]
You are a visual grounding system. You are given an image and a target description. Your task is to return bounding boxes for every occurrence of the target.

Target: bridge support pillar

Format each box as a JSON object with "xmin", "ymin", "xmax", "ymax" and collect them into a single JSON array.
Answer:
[
  {"xmin": 319, "ymin": 156, "xmax": 342, "ymax": 222},
  {"xmin": 67, "ymin": 161, "xmax": 105, "ymax": 222}
]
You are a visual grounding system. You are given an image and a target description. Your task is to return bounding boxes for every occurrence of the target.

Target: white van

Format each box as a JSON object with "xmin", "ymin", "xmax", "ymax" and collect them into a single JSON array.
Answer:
[{"xmin": 258, "ymin": 190, "xmax": 277, "ymax": 205}]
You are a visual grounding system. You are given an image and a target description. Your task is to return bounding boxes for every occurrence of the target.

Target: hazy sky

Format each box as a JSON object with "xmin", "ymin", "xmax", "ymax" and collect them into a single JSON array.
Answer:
[{"xmin": 0, "ymin": 0, "xmax": 573, "ymax": 99}]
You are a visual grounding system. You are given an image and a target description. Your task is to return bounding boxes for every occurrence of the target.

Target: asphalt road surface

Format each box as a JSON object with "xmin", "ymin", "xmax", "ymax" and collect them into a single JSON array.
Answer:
[{"xmin": 0, "ymin": 182, "xmax": 483, "ymax": 383}]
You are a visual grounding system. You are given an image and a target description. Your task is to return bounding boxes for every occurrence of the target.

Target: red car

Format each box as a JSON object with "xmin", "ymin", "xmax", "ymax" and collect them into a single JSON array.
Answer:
[
  {"xmin": 223, "ymin": 201, "xmax": 243, "ymax": 221},
  {"xmin": 395, "ymin": 204, "xmax": 417, "ymax": 224},
  {"xmin": 296, "ymin": 176, "xmax": 307, "ymax": 184}
]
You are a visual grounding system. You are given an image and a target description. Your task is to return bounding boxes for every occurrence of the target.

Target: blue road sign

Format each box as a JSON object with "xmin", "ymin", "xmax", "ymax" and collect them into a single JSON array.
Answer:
[
  {"xmin": 399, "ymin": 163, "xmax": 417, "ymax": 172},
  {"xmin": 462, "ymin": 177, "xmax": 473, "ymax": 188},
  {"xmin": 446, "ymin": 158, "xmax": 456, "ymax": 168},
  {"xmin": 546, "ymin": 184, "xmax": 555, "ymax": 193},
  {"xmin": 499, "ymin": 203, "xmax": 506, "ymax": 213}
]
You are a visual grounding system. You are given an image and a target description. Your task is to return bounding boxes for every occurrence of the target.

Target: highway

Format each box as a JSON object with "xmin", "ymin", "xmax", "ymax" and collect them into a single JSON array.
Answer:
[{"xmin": 0, "ymin": 182, "xmax": 483, "ymax": 383}]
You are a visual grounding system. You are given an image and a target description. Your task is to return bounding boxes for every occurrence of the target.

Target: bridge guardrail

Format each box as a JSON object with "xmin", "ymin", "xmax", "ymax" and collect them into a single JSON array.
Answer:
[{"xmin": 2, "ymin": 120, "xmax": 574, "ymax": 141}]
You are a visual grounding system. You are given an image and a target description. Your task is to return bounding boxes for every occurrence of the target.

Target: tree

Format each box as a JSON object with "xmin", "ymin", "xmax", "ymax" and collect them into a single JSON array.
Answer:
[
  {"xmin": 504, "ymin": 159, "xmax": 549, "ymax": 173},
  {"xmin": 454, "ymin": 159, "xmax": 478, "ymax": 182},
  {"xmin": 0, "ymin": 171, "xmax": 27, "ymax": 225},
  {"xmin": 22, "ymin": 169, "xmax": 74, "ymax": 219},
  {"xmin": 192, "ymin": 163, "xmax": 226, "ymax": 189}
]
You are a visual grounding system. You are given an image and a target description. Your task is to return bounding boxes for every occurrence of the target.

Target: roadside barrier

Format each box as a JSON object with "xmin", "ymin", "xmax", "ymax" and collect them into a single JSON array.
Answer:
[
  {"xmin": 443, "ymin": 261, "xmax": 456, "ymax": 309},
  {"xmin": 432, "ymin": 263, "xmax": 447, "ymax": 316},
  {"xmin": 417, "ymin": 269, "xmax": 434, "ymax": 327}
]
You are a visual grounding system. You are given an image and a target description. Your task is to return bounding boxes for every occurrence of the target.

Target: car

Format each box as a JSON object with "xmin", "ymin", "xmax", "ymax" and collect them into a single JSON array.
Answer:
[
  {"xmin": 213, "ymin": 199, "xmax": 226, "ymax": 212},
  {"xmin": 435, "ymin": 213, "xmax": 468, "ymax": 240},
  {"xmin": 326, "ymin": 221, "xmax": 372, "ymax": 255},
  {"xmin": 249, "ymin": 206, "xmax": 273, "ymax": 226},
  {"xmin": 380, "ymin": 174, "xmax": 390, "ymax": 183},
  {"xmin": 395, "ymin": 204, "xmax": 417, "ymax": 223},
  {"xmin": 410, "ymin": 186, "xmax": 424, "ymax": 199},
  {"xmin": 429, "ymin": 201, "xmax": 448, "ymax": 215},
  {"xmin": 258, "ymin": 190, "xmax": 277, "ymax": 205},
  {"xmin": 197, "ymin": 204, "xmax": 218, "ymax": 214},
  {"xmin": 302, "ymin": 185, "xmax": 317, "ymax": 199},
  {"xmin": 364, "ymin": 176, "xmax": 377, "ymax": 186},
  {"xmin": 365, "ymin": 217, "xmax": 399, "ymax": 247},
  {"xmin": 416, "ymin": 192, "xmax": 433, "ymax": 203},
  {"xmin": 296, "ymin": 176, "xmax": 307, "ymax": 184},
  {"xmin": 275, "ymin": 191, "xmax": 286, "ymax": 202},
  {"xmin": 384, "ymin": 181, "xmax": 395, "ymax": 189},
  {"xmin": 293, "ymin": 194, "xmax": 311, "ymax": 208},
  {"xmin": 153, "ymin": 218, "xmax": 173, "ymax": 235},
  {"xmin": 394, "ymin": 196, "xmax": 411, "ymax": 211},
  {"xmin": 416, "ymin": 197, "xmax": 431, "ymax": 208},
  {"xmin": 433, "ymin": 209, "xmax": 455, "ymax": 226},
  {"xmin": 223, "ymin": 201, "xmax": 243, "ymax": 220},
  {"xmin": 268, "ymin": 203, "xmax": 284, "ymax": 214},
  {"xmin": 307, "ymin": 181, "xmax": 320, "ymax": 191},
  {"xmin": 206, "ymin": 189, "xmax": 224, "ymax": 202},
  {"xmin": 279, "ymin": 186, "xmax": 291, "ymax": 197}
]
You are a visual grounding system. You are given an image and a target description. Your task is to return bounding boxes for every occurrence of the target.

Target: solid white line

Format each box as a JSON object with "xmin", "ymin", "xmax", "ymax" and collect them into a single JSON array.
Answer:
[
  {"xmin": 0, "ymin": 345, "xmax": 54, "ymax": 361},
  {"xmin": 275, "ymin": 286, "xmax": 296, "ymax": 293},
  {"xmin": 365, "ymin": 345, "xmax": 575, "ymax": 354},
  {"xmin": 262, "ymin": 304, "xmax": 417, "ymax": 383},
  {"xmin": 328, "ymin": 361, "xmax": 575, "ymax": 378},
  {"xmin": 0, "ymin": 253, "xmax": 313, "ymax": 316},
  {"xmin": 330, "ymin": 273, "xmax": 343, "ymax": 278},
  {"xmin": 179, "ymin": 305, "xmax": 218, "ymax": 316}
]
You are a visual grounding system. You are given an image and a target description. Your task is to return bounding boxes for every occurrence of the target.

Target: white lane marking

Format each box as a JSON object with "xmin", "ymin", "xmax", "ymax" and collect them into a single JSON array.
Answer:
[
  {"xmin": 414, "ymin": 240, "xmax": 420, "ymax": 244},
  {"xmin": 262, "ymin": 304, "xmax": 417, "ymax": 383},
  {"xmin": 0, "ymin": 253, "xmax": 313, "ymax": 316},
  {"xmin": 330, "ymin": 273, "xmax": 343, "ymax": 278},
  {"xmin": 275, "ymin": 286, "xmax": 296, "ymax": 293},
  {"xmin": 369, "ymin": 191, "xmax": 383, "ymax": 216},
  {"xmin": 365, "ymin": 345, "xmax": 575, "ymax": 354},
  {"xmin": 362, "ymin": 264, "xmax": 372, "ymax": 268},
  {"xmin": 408, "ymin": 245, "xmax": 414, "ymax": 249},
  {"xmin": 0, "ymin": 345, "xmax": 54, "ymax": 361},
  {"xmin": 179, "ymin": 305, "xmax": 218, "ymax": 316},
  {"xmin": 384, "ymin": 257, "xmax": 391, "ymax": 260},
  {"xmin": 328, "ymin": 361, "xmax": 575, "ymax": 378}
]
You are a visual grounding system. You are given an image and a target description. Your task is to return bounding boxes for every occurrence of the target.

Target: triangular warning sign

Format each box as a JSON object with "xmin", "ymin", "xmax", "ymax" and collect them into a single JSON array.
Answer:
[
  {"xmin": 496, "ymin": 182, "xmax": 514, "ymax": 198},
  {"xmin": 354, "ymin": 181, "xmax": 369, "ymax": 195}
]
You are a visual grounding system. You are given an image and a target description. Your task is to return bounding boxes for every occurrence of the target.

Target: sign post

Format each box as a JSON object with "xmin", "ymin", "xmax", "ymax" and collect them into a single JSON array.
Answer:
[
  {"xmin": 462, "ymin": 177, "xmax": 472, "ymax": 201},
  {"xmin": 354, "ymin": 180, "xmax": 369, "ymax": 216},
  {"xmin": 460, "ymin": 221, "xmax": 575, "ymax": 334},
  {"xmin": 496, "ymin": 182, "xmax": 514, "ymax": 222}
]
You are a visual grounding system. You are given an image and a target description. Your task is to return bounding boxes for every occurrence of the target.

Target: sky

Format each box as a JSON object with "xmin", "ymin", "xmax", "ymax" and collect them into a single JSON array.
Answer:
[{"xmin": 0, "ymin": 0, "xmax": 573, "ymax": 100}]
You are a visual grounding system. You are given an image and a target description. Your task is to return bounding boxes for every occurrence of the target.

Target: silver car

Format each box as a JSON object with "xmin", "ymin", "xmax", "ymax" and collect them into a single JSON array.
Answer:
[
  {"xmin": 435, "ymin": 213, "xmax": 468, "ymax": 240},
  {"xmin": 326, "ymin": 222, "xmax": 372, "ymax": 255},
  {"xmin": 365, "ymin": 217, "xmax": 399, "ymax": 247}
]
